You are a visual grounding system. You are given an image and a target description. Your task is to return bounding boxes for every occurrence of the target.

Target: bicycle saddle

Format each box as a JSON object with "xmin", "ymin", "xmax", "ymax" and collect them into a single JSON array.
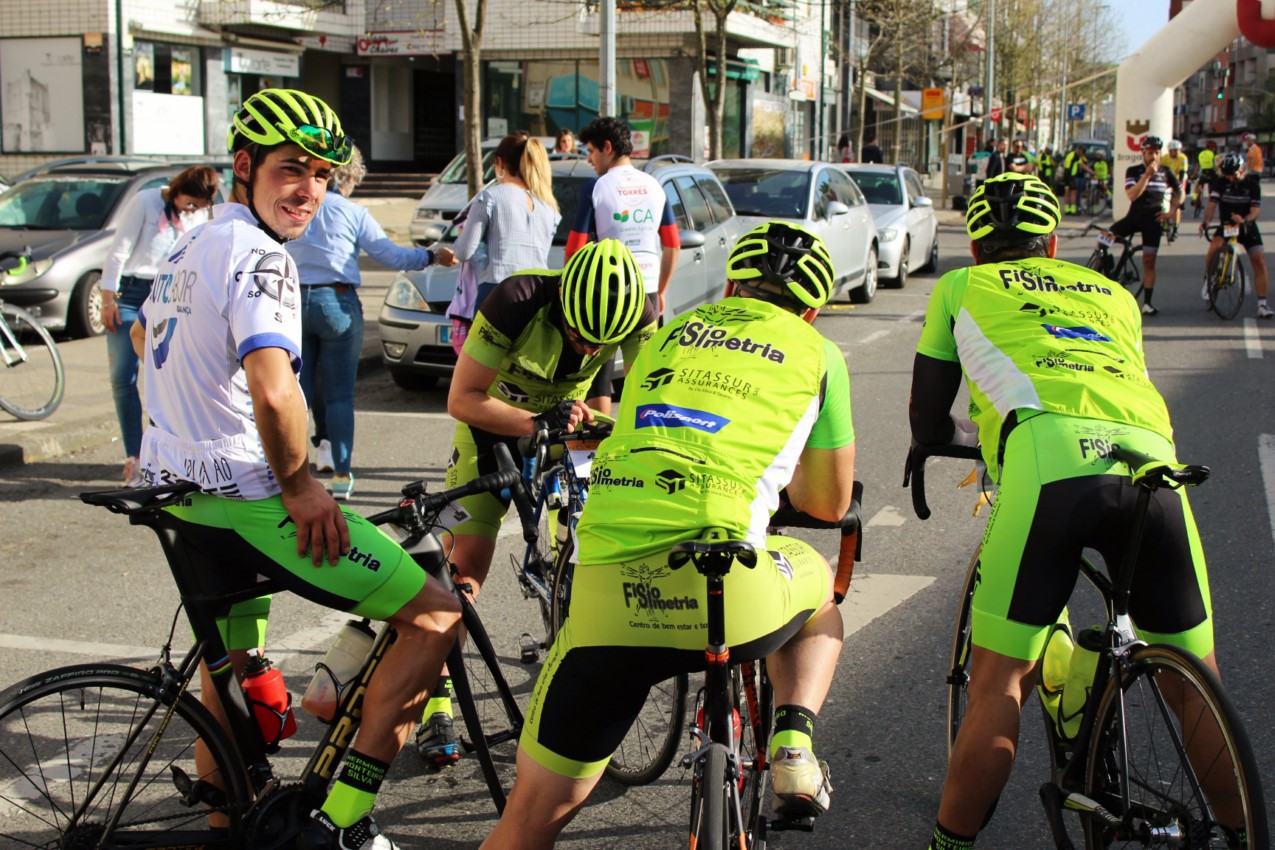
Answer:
[
  {"xmin": 80, "ymin": 480, "xmax": 201, "ymax": 514},
  {"xmin": 1107, "ymin": 445, "xmax": 1210, "ymax": 489}
]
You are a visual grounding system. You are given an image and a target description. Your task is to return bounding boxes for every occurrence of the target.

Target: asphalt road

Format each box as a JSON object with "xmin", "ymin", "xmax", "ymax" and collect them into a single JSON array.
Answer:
[{"xmin": 0, "ymin": 202, "xmax": 1272, "ymax": 848}]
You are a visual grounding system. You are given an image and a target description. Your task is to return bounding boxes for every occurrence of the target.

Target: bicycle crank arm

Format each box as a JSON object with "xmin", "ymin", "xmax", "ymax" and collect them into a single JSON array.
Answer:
[
  {"xmin": 1062, "ymin": 791, "xmax": 1122, "ymax": 826},
  {"xmin": 1038, "ymin": 783, "xmax": 1077, "ymax": 850},
  {"xmin": 768, "ymin": 814, "xmax": 815, "ymax": 832}
]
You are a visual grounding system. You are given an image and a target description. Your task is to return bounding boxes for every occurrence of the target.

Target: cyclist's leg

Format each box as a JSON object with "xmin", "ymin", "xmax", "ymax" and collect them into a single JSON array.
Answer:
[
  {"xmin": 1243, "ymin": 228, "xmax": 1270, "ymax": 313},
  {"xmin": 1140, "ymin": 219, "xmax": 1163, "ymax": 307},
  {"xmin": 438, "ymin": 421, "xmax": 519, "ymax": 596}
]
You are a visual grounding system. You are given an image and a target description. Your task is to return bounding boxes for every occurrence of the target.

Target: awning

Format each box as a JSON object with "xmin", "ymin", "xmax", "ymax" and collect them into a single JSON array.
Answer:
[
  {"xmin": 706, "ymin": 57, "xmax": 762, "ymax": 81},
  {"xmin": 865, "ymin": 87, "xmax": 919, "ymax": 114}
]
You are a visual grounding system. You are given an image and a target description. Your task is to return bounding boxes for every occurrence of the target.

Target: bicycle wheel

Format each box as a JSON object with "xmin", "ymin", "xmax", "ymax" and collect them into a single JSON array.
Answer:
[
  {"xmin": 1082, "ymin": 645, "xmax": 1268, "ymax": 849},
  {"xmin": 0, "ymin": 304, "xmax": 65, "ymax": 421},
  {"xmin": 737, "ymin": 662, "xmax": 772, "ymax": 850},
  {"xmin": 548, "ymin": 522, "xmax": 574, "ymax": 638},
  {"xmin": 690, "ymin": 743, "xmax": 731, "ymax": 850},
  {"xmin": 1117, "ymin": 246, "xmax": 1144, "ymax": 300},
  {"xmin": 605, "ymin": 672, "xmax": 688, "ymax": 785},
  {"xmin": 1208, "ymin": 248, "xmax": 1245, "ymax": 320},
  {"xmin": 0, "ymin": 663, "xmax": 248, "ymax": 848}
]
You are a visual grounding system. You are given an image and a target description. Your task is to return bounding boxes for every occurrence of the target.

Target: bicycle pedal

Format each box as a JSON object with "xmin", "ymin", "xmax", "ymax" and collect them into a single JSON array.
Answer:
[
  {"xmin": 768, "ymin": 814, "xmax": 816, "ymax": 832},
  {"xmin": 518, "ymin": 633, "xmax": 540, "ymax": 664},
  {"xmin": 170, "ymin": 766, "xmax": 227, "ymax": 808}
]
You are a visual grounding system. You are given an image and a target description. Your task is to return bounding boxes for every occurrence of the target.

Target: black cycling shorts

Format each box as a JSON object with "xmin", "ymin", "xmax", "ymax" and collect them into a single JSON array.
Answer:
[{"xmin": 1110, "ymin": 210, "xmax": 1163, "ymax": 251}]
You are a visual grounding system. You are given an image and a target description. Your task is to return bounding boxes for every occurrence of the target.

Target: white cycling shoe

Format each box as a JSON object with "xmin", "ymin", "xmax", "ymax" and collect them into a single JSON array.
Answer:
[{"xmin": 770, "ymin": 746, "xmax": 832, "ymax": 817}]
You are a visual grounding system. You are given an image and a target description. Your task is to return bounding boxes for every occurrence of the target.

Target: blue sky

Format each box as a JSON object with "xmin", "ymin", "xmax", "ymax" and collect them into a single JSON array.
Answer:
[{"xmin": 1115, "ymin": 0, "xmax": 1171, "ymax": 60}]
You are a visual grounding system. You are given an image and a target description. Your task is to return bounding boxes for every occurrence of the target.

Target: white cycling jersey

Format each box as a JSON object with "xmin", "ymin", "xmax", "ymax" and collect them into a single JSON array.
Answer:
[
  {"xmin": 137, "ymin": 203, "xmax": 303, "ymax": 501},
  {"xmin": 568, "ymin": 165, "xmax": 677, "ymax": 294}
]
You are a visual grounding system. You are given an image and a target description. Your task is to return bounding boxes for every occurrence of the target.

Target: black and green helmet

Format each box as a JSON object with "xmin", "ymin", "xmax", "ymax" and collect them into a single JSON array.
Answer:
[
  {"xmin": 966, "ymin": 173, "xmax": 1061, "ymax": 242},
  {"xmin": 227, "ymin": 88, "xmax": 353, "ymax": 167},
  {"xmin": 726, "ymin": 220, "xmax": 835, "ymax": 310},
  {"xmin": 560, "ymin": 239, "xmax": 647, "ymax": 345}
]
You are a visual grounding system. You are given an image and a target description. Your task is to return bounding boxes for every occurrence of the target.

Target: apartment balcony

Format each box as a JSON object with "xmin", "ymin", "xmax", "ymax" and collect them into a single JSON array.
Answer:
[
  {"xmin": 198, "ymin": 0, "xmax": 347, "ymax": 36},
  {"xmin": 576, "ymin": 1, "xmax": 794, "ymax": 49}
]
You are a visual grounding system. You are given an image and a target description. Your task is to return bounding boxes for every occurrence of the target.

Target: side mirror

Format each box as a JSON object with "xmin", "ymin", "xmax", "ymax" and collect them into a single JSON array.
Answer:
[
  {"xmin": 913, "ymin": 196, "xmax": 934, "ymax": 208},
  {"xmin": 826, "ymin": 200, "xmax": 850, "ymax": 217},
  {"xmin": 679, "ymin": 229, "xmax": 706, "ymax": 249}
]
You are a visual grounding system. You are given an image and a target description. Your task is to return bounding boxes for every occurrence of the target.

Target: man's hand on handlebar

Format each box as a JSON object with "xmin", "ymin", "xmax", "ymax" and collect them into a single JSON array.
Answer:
[{"xmin": 535, "ymin": 399, "xmax": 592, "ymax": 434}]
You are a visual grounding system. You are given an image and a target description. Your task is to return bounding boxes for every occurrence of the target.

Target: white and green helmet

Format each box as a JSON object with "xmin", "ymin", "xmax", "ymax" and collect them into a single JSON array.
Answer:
[
  {"xmin": 227, "ymin": 88, "xmax": 353, "ymax": 167},
  {"xmin": 726, "ymin": 220, "xmax": 835, "ymax": 310},
  {"xmin": 560, "ymin": 239, "xmax": 648, "ymax": 345}
]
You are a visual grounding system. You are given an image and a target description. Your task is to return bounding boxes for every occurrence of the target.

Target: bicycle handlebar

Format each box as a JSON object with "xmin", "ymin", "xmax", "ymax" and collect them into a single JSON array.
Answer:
[
  {"xmin": 769, "ymin": 480, "xmax": 865, "ymax": 605},
  {"xmin": 902, "ymin": 441, "xmax": 983, "ymax": 520}
]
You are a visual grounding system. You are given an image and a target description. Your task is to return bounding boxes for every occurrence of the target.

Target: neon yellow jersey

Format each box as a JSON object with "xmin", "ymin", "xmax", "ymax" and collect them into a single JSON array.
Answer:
[
  {"xmin": 1198, "ymin": 149, "xmax": 1216, "ymax": 171},
  {"xmin": 916, "ymin": 259, "xmax": 1172, "ymax": 480},
  {"xmin": 1162, "ymin": 152, "xmax": 1188, "ymax": 178},
  {"xmin": 1092, "ymin": 160, "xmax": 1109, "ymax": 181}
]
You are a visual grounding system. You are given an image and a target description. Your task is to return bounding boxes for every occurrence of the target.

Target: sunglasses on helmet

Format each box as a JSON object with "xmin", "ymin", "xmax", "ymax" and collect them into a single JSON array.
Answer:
[{"xmin": 286, "ymin": 124, "xmax": 353, "ymax": 165}]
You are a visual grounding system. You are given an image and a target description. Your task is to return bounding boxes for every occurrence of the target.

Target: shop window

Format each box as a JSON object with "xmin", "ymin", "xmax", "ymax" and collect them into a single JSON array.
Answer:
[{"xmin": 134, "ymin": 42, "xmax": 201, "ymax": 96}]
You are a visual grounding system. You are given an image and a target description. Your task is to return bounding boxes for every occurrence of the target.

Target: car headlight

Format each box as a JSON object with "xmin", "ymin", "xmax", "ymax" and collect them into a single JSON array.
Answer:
[
  {"xmin": 384, "ymin": 277, "xmax": 430, "ymax": 312},
  {"xmin": 879, "ymin": 228, "xmax": 900, "ymax": 242},
  {"xmin": 414, "ymin": 209, "xmax": 438, "ymax": 222},
  {"xmin": 0, "ymin": 258, "xmax": 53, "ymax": 286}
]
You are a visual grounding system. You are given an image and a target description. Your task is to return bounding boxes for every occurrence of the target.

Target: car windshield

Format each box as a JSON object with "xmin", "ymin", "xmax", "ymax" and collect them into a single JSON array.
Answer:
[
  {"xmin": 441, "ymin": 175, "xmax": 589, "ymax": 246},
  {"xmin": 713, "ymin": 168, "xmax": 811, "ymax": 218},
  {"xmin": 0, "ymin": 175, "xmax": 131, "ymax": 230},
  {"xmin": 437, "ymin": 149, "xmax": 499, "ymax": 185},
  {"xmin": 848, "ymin": 171, "xmax": 904, "ymax": 205}
]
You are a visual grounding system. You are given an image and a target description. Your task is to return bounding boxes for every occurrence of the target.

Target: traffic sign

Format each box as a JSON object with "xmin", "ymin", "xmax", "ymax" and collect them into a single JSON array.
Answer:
[
  {"xmin": 990, "ymin": 106, "xmax": 1002, "ymax": 122},
  {"xmin": 1068, "ymin": 103, "xmax": 1086, "ymax": 121},
  {"xmin": 921, "ymin": 88, "xmax": 945, "ymax": 120}
]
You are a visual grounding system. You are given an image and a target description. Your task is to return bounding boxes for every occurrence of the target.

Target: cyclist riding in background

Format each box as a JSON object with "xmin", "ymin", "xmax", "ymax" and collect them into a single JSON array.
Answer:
[
  {"xmin": 1163, "ymin": 139, "xmax": 1189, "ymax": 233},
  {"xmin": 565, "ymin": 116, "xmax": 680, "ymax": 316},
  {"xmin": 129, "ymin": 88, "xmax": 462, "ymax": 850},
  {"xmin": 1089, "ymin": 149, "xmax": 1110, "ymax": 203},
  {"xmin": 910, "ymin": 173, "xmax": 1222, "ymax": 850},
  {"xmin": 1108, "ymin": 135, "xmax": 1182, "ymax": 316},
  {"xmin": 1242, "ymin": 131, "xmax": 1263, "ymax": 180},
  {"xmin": 415, "ymin": 239, "xmax": 658, "ymax": 764},
  {"xmin": 1194, "ymin": 139, "xmax": 1219, "ymax": 203},
  {"xmin": 1200, "ymin": 152, "xmax": 1274, "ymax": 319},
  {"xmin": 478, "ymin": 221, "xmax": 857, "ymax": 850},
  {"xmin": 1061, "ymin": 144, "xmax": 1092, "ymax": 215}
]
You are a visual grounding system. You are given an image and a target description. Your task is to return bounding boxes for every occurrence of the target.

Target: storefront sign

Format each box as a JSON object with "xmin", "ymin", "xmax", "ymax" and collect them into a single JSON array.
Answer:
[
  {"xmin": 922, "ymin": 88, "xmax": 944, "ymax": 120},
  {"xmin": 356, "ymin": 31, "xmax": 444, "ymax": 56},
  {"xmin": 788, "ymin": 78, "xmax": 817, "ymax": 101},
  {"xmin": 225, "ymin": 47, "xmax": 299, "ymax": 77}
]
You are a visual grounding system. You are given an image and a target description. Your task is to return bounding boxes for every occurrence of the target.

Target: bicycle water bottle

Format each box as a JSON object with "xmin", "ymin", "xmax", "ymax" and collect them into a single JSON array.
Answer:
[
  {"xmin": 1037, "ymin": 614, "xmax": 1074, "ymax": 739},
  {"xmin": 1057, "ymin": 626, "xmax": 1105, "ymax": 740},
  {"xmin": 301, "ymin": 619, "xmax": 376, "ymax": 722},
  {"xmin": 242, "ymin": 650, "xmax": 297, "ymax": 749}
]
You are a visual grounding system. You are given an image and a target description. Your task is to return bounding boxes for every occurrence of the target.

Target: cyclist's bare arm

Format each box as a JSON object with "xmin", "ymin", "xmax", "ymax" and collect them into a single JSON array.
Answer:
[
  {"xmin": 448, "ymin": 352, "xmax": 592, "ymax": 435},
  {"xmin": 788, "ymin": 442, "xmax": 855, "ymax": 522},
  {"xmin": 908, "ymin": 353, "xmax": 965, "ymax": 445},
  {"xmin": 243, "ymin": 346, "xmax": 350, "ymax": 565}
]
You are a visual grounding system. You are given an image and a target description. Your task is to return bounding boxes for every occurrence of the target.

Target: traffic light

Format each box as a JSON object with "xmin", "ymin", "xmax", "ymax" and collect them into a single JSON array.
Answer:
[{"xmin": 1217, "ymin": 86, "xmax": 1225, "ymax": 100}]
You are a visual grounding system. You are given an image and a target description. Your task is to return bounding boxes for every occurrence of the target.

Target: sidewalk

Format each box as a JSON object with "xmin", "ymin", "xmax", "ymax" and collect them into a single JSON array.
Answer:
[{"xmin": 0, "ymin": 197, "xmax": 416, "ymax": 468}]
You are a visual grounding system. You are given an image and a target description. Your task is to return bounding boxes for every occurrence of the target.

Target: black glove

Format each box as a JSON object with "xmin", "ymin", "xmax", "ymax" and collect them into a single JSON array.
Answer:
[{"xmin": 535, "ymin": 399, "xmax": 578, "ymax": 433}]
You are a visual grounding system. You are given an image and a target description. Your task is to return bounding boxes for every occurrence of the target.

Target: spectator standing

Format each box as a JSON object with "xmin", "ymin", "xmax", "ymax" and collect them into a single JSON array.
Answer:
[
  {"xmin": 452, "ymin": 133, "xmax": 561, "ymax": 312},
  {"xmin": 289, "ymin": 146, "xmax": 456, "ymax": 500},
  {"xmin": 837, "ymin": 131, "xmax": 853, "ymax": 163},
  {"xmin": 1006, "ymin": 138, "xmax": 1032, "ymax": 173},
  {"xmin": 101, "ymin": 164, "xmax": 218, "ymax": 487},
  {"xmin": 567, "ymin": 116, "xmax": 680, "ymax": 315},
  {"xmin": 554, "ymin": 128, "xmax": 577, "ymax": 155},
  {"xmin": 1038, "ymin": 146, "xmax": 1055, "ymax": 188},
  {"xmin": 1242, "ymin": 132, "xmax": 1263, "ymax": 180},
  {"xmin": 985, "ymin": 139, "xmax": 1007, "ymax": 180},
  {"xmin": 861, "ymin": 133, "xmax": 884, "ymax": 164}
]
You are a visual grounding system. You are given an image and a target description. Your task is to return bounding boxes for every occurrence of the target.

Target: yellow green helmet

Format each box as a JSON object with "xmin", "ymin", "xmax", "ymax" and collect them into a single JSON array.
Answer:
[
  {"xmin": 966, "ymin": 173, "xmax": 1061, "ymax": 242},
  {"xmin": 726, "ymin": 220, "xmax": 835, "ymax": 310},
  {"xmin": 560, "ymin": 240, "xmax": 647, "ymax": 345},
  {"xmin": 227, "ymin": 88, "xmax": 352, "ymax": 166}
]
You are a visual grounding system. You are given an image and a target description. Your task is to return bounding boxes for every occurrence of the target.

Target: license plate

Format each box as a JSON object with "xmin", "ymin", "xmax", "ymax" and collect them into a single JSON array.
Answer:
[
  {"xmin": 436, "ymin": 324, "xmax": 451, "ymax": 344},
  {"xmin": 1223, "ymin": 225, "xmax": 1240, "ymax": 238},
  {"xmin": 1096, "ymin": 232, "xmax": 1114, "ymax": 247}
]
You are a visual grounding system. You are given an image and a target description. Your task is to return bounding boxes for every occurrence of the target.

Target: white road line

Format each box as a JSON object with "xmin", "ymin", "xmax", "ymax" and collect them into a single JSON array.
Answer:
[
  {"xmin": 1259, "ymin": 434, "xmax": 1275, "ymax": 549},
  {"xmin": 865, "ymin": 505, "xmax": 907, "ymax": 527},
  {"xmin": 1243, "ymin": 319, "xmax": 1263, "ymax": 359},
  {"xmin": 899, "ymin": 308, "xmax": 927, "ymax": 323},
  {"xmin": 859, "ymin": 329, "xmax": 890, "ymax": 345},
  {"xmin": 0, "ymin": 634, "xmax": 157, "ymax": 660},
  {"xmin": 838, "ymin": 573, "xmax": 935, "ymax": 637}
]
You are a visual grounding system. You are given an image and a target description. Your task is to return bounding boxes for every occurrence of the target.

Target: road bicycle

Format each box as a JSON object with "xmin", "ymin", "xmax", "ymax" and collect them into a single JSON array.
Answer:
[
  {"xmin": 1080, "ymin": 177, "xmax": 1111, "ymax": 218},
  {"xmin": 0, "ymin": 250, "xmax": 65, "ymax": 420},
  {"xmin": 905, "ymin": 441, "xmax": 1268, "ymax": 849},
  {"xmin": 680, "ymin": 483, "xmax": 863, "ymax": 850},
  {"xmin": 1085, "ymin": 230, "xmax": 1144, "ymax": 299},
  {"xmin": 0, "ymin": 446, "xmax": 535, "ymax": 847},
  {"xmin": 1202, "ymin": 224, "xmax": 1247, "ymax": 320},
  {"xmin": 516, "ymin": 415, "xmax": 690, "ymax": 786}
]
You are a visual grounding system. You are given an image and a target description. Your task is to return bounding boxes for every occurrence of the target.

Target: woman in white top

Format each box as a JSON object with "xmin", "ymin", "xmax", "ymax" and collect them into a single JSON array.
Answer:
[
  {"xmin": 102, "ymin": 164, "xmax": 218, "ymax": 486},
  {"xmin": 452, "ymin": 133, "xmax": 561, "ymax": 309}
]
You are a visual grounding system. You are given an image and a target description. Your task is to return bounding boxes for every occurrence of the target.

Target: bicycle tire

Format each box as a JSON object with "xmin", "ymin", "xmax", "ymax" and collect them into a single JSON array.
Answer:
[
  {"xmin": 605, "ymin": 672, "xmax": 689, "ymax": 786},
  {"xmin": 690, "ymin": 743, "xmax": 731, "ymax": 850},
  {"xmin": 448, "ymin": 597, "xmax": 529, "ymax": 814},
  {"xmin": 1082, "ymin": 644, "xmax": 1268, "ymax": 849},
  {"xmin": 0, "ymin": 304, "xmax": 65, "ymax": 420},
  {"xmin": 0, "ymin": 663, "xmax": 248, "ymax": 848},
  {"xmin": 548, "ymin": 524, "xmax": 574, "ymax": 638},
  {"xmin": 1117, "ymin": 246, "xmax": 1144, "ymax": 300},
  {"xmin": 737, "ymin": 662, "xmax": 772, "ymax": 850},
  {"xmin": 1208, "ymin": 247, "xmax": 1245, "ymax": 320}
]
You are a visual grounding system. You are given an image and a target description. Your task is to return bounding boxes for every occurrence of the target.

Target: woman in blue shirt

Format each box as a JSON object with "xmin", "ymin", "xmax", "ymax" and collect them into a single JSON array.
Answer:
[{"xmin": 289, "ymin": 147, "xmax": 456, "ymax": 499}]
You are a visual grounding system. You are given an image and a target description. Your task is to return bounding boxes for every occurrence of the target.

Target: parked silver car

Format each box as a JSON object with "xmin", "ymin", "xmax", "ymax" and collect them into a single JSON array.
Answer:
[
  {"xmin": 708, "ymin": 159, "xmax": 880, "ymax": 303},
  {"xmin": 380, "ymin": 156, "xmax": 742, "ymax": 390},
  {"xmin": 842, "ymin": 164, "xmax": 939, "ymax": 287}
]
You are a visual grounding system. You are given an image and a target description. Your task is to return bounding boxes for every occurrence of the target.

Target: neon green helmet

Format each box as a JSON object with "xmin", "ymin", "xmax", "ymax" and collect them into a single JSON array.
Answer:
[
  {"xmin": 966, "ymin": 173, "xmax": 1060, "ymax": 242},
  {"xmin": 560, "ymin": 240, "xmax": 647, "ymax": 345},
  {"xmin": 227, "ymin": 88, "xmax": 352, "ymax": 166},
  {"xmin": 726, "ymin": 220, "xmax": 835, "ymax": 310}
]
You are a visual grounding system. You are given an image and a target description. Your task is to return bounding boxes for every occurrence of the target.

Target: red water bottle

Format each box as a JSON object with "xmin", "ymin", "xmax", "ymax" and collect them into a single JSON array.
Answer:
[{"xmin": 242, "ymin": 650, "xmax": 297, "ymax": 750}]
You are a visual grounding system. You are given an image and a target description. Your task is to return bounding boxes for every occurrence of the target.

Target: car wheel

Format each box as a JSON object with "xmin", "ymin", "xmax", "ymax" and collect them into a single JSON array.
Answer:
[
  {"xmin": 389, "ymin": 370, "xmax": 441, "ymax": 391},
  {"xmin": 850, "ymin": 247, "xmax": 878, "ymax": 304},
  {"xmin": 886, "ymin": 240, "xmax": 909, "ymax": 288},
  {"xmin": 69, "ymin": 271, "xmax": 105, "ymax": 338},
  {"xmin": 920, "ymin": 236, "xmax": 939, "ymax": 273}
]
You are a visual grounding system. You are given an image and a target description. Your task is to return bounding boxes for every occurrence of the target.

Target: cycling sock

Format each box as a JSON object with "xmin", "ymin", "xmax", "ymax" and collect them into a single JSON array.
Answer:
[
  {"xmin": 1143, "ymin": 288, "xmax": 1155, "ymax": 306},
  {"xmin": 928, "ymin": 821, "xmax": 975, "ymax": 850},
  {"xmin": 770, "ymin": 704, "xmax": 817, "ymax": 757},
  {"xmin": 422, "ymin": 675, "xmax": 453, "ymax": 720},
  {"xmin": 320, "ymin": 751, "xmax": 389, "ymax": 828}
]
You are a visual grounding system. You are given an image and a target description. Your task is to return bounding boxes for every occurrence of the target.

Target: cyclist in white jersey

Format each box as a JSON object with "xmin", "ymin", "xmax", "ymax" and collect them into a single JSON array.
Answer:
[{"xmin": 566, "ymin": 116, "xmax": 680, "ymax": 315}]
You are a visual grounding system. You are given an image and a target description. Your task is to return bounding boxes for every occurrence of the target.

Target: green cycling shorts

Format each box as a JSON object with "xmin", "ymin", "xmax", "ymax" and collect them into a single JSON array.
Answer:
[
  {"xmin": 164, "ymin": 493, "xmax": 427, "ymax": 649},
  {"xmin": 973, "ymin": 412, "xmax": 1213, "ymax": 662},
  {"xmin": 521, "ymin": 534, "xmax": 832, "ymax": 778},
  {"xmin": 438, "ymin": 421, "xmax": 522, "ymax": 539}
]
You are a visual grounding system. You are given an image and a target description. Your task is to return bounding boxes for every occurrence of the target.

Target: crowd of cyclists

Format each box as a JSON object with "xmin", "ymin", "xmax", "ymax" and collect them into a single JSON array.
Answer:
[{"xmin": 97, "ymin": 85, "xmax": 1256, "ymax": 850}]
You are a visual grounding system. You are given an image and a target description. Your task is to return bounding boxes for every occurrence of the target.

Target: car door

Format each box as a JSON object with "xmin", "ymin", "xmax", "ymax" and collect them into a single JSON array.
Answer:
[
  {"xmin": 811, "ymin": 166, "xmax": 856, "ymax": 291},
  {"xmin": 903, "ymin": 169, "xmax": 933, "ymax": 268},
  {"xmin": 688, "ymin": 173, "xmax": 738, "ymax": 303},
  {"xmin": 829, "ymin": 168, "xmax": 871, "ymax": 286},
  {"xmin": 660, "ymin": 179, "xmax": 708, "ymax": 318}
]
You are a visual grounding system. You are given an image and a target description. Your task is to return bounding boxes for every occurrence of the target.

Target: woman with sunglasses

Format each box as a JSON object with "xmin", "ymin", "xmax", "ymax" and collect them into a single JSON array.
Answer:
[{"xmin": 101, "ymin": 164, "xmax": 219, "ymax": 487}]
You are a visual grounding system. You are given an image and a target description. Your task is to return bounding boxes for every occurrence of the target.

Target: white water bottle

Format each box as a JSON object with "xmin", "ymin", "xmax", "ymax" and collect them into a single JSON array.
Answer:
[{"xmin": 301, "ymin": 619, "xmax": 376, "ymax": 722}]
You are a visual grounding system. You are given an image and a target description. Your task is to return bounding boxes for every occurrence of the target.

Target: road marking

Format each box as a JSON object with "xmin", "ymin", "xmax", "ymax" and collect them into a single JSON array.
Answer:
[
  {"xmin": 1243, "ymin": 319, "xmax": 1263, "ymax": 359},
  {"xmin": 356, "ymin": 410, "xmax": 454, "ymax": 420},
  {"xmin": 838, "ymin": 573, "xmax": 935, "ymax": 637},
  {"xmin": 1259, "ymin": 434, "xmax": 1275, "ymax": 548},
  {"xmin": 0, "ymin": 633, "xmax": 157, "ymax": 661},
  {"xmin": 865, "ymin": 505, "xmax": 907, "ymax": 527},
  {"xmin": 899, "ymin": 308, "xmax": 926, "ymax": 323},
  {"xmin": 859, "ymin": 329, "xmax": 890, "ymax": 345}
]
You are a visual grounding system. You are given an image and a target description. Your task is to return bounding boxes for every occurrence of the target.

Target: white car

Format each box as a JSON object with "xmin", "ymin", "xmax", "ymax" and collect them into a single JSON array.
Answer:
[
  {"xmin": 707, "ymin": 159, "xmax": 880, "ymax": 303},
  {"xmin": 842, "ymin": 164, "xmax": 939, "ymax": 288}
]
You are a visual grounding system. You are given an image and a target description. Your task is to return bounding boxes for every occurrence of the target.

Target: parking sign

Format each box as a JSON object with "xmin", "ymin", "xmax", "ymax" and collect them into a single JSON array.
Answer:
[{"xmin": 1068, "ymin": 103, "xmax": 1086, "ymax": 121}]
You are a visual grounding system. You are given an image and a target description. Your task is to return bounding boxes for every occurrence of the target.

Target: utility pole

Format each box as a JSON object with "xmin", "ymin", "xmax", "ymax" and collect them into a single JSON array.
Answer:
[
  {"xmin": 984, "ymin": 0, "xmax": 996, "ymax": 142},
  {"xmin": 600, "ymin": 0, "xmax": 617, "ymax": 117}
]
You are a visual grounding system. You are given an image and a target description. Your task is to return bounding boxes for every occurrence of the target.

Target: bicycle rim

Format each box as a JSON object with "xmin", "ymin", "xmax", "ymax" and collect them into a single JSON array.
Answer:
[
  {"xmin": 737, "ymin": 663, "xmax": 771, "ymax": 849},
  {"xmin": 689, "ymin": 743, "xmax": 730, "ymax": 850},
  {"xmin": 549, "ymin": 533, "xmax": 574, "ymax": 639},
  {"xmin": 605, "ymin": 672, "xmax": 688, "ymax": 786},
  {"xmin": 0, "ymin": 664, "xmax": 246, "ymax": 848},
  {"xmin": 1082, "ymin": 645, "xmax": 1268, "ymax": 849},
  {"xmin": 1209, "ymin": 250, "xmax": 1244, "ymax": 320},
  {"xmin": 0, "ymin": 305, "xmax": 65, "ymax": 421},
  {"xmin": 946, "ymin": 547, "xmax": 980, "ymax": 757}
]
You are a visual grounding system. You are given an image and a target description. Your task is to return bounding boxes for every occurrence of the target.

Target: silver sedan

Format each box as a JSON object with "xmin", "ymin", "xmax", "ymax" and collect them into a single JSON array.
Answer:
[{"xmin": 841, "ymin": 164, "xmax": 939, "ymax": 288}]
